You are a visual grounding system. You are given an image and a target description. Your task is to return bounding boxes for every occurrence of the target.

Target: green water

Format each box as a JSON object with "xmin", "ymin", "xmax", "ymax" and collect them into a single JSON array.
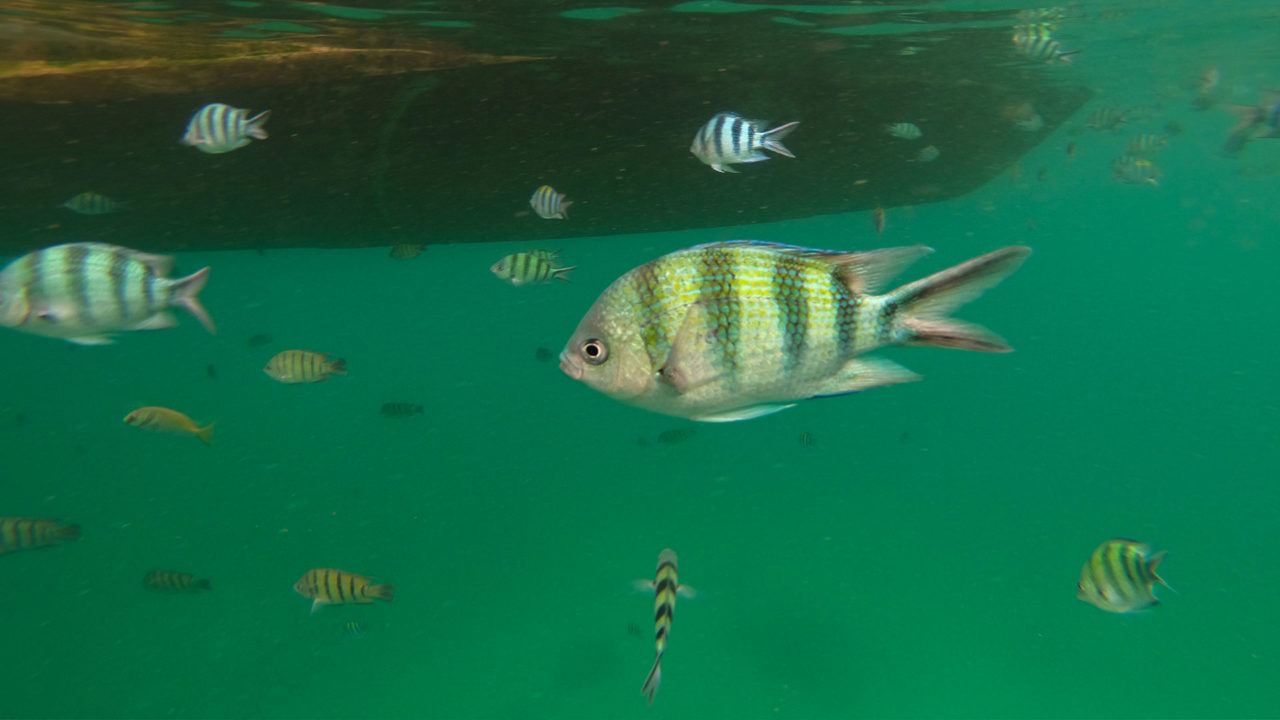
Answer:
[{"xmin": 4, "ymin": 1, "xmax": 1280, "ymax": 718}]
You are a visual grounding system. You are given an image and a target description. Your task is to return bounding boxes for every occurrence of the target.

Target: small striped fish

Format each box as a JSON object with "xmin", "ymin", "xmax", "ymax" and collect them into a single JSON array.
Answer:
[
  {"xmin": 1086, "ymin": 108, "xmax": 1126, "ymax": 131},
  {"xmin": 1014, "ymin": 32, "xmax": 1078, "ymax": 64},
  {"xmin": 914, "ymin": 145, "xmax": 940, "ymax": 162},
  {"xmin": 885, "ymin": 122, "xmax": 923, "ymax": 140},
  {"xmin": 344, "ymin": 620, "xmax": 368, "ymax": 639},
  {"xmin": 143, "ymin": 570, "xmax": 212, "ymax": 593},
  {"xmin": 124, "ymin": 406, "xmax": 214, "ymax": 445},
  {"xmin": 61, "ymin": 191, "xmax": 123, "ymax": 215},
  {"xmin": 490, "ymin": 252, "xmax": 575, "ymax": 286},
  {"xmin": 690, "ymin": 112, "xmax": 799, "ymax": 173},
  {"xmin": 264, "ymin": 350, "xmax": 346, "ymax": 383},
  {"xmin": 380, "ymin": 402, "xmax": 424, "ymax": 417},
  {"xmin": 530, "ymin": 185, "xmax": 572, "ymax": 220},
  {"xmin": 1112, "ymin": 155, "xmax": 1161, "ymax": 185},
  {"xmin": 294, "ymin": 568, "xmax": 393, "ymax": 615},
  {"xmin": 181, "ymin": 103, "xmax": 270, "ymax": 154},
  {"xmin": 636, "ymin": 549, "xmax": 693, "ymax": 705},
  {"xmin": 0, "ymin": 243, "xmax": 215, "ymax": 345},
  {"xmin": 389, "ymin": 243, "xmax": 425, "ymax": 260},
  {"xmin": 561, "ymin": 241, "xmax": 1030, "ymax": 422},
  {"xmin": 1078, "ymin": 539, "xmax": 1171, "ymax": 613},
  {"xmin": 1125, "ymin": 133, "xmax": 1168, "ymax": 157},
  {"xmin": 0, "ymin": 517, "xmax": 80, "ymax": 555}
]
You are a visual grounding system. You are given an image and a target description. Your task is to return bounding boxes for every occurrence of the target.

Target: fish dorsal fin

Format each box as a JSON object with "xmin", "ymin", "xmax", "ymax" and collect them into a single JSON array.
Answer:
[
  {"xmin": 657, "ymin": 300, "xmax": 725, "ymax": 395},
  {"xmin": 690, "ymin": 241, "xmax": 933, "ymax": 295},
  {"xmin": 131, "ymin": 251, "xmax": 175, "ymax": 276}
]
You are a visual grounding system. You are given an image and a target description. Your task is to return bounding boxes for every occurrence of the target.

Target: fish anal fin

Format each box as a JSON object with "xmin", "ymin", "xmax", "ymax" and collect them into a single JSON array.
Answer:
[
  {"xmin": 692, "ymin": 404, "xmax": 795, "ymax": 422},
  {"xmin": 67, "ymin": 334, "xmax": 114, "ymax": 345},
  {"xmin": 812, "ymin": 357, "xmax": 921, "ymax": 398},
  {"xmin": 131, "ymin": 312, "xmax": 178, "ymax": 331},
  {"xmin": 132, "ymin": 252, "xmax": 175, "ymax": 276}
]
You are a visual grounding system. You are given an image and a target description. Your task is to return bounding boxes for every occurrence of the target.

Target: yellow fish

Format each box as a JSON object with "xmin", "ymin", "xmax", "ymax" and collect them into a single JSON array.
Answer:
[
  {"xmin": 143, "ymin": 570, "xmax": 212, "ymax": 592},
  {"xmin": 294, "ymin": 568, "xmax": 393, "ymax": 615},
  {"xmin": 123, "ymin": 406, "xmax": 213, "ymax": 445},
  {"xmin": 264, "ymin": 350, "xmax": 347, "ymax": 383},
  {"xmin": 1078, "ymin": 539, "xmax": 1171, "ymax": 613},
  {"xmin": 636, "ymin": 549, "xmax": 694, "ymax": 705},
  {"xmin": 0, "ymin": 517, "xmax": 81, "ymax": 555}
]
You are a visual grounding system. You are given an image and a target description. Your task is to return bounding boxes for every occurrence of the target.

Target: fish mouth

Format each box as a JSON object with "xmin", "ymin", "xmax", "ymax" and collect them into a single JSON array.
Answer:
[{"xmin": 559, "ymin": 350, "xmax": 583, "ymax": 380}]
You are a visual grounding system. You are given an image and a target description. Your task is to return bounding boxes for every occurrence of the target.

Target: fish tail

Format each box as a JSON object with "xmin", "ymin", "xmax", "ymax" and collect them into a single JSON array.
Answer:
[
  {"xmin": 195, "ymin": 422, "xmax": 214, "ymax": 446},
  {"xmin": 328, "ymin": 358, "xmax": 348, "ymax": 375},
  {"xmin": 54, "ymin": 523, "xmax": 82, "ymax": 541},
  {"xmin": 641, "ymin": 653, "xmax": 663, "ymax": 705},
  {"xmin": 887, "ymin": 246, "xmax": 1031, "ymax": 352},
  {"xmin": 368, "ymin": 582, "xmax": 393, "ymax": 601},
  {"xmin": 760, "ymin": 121, "xmax": 800, "ymax": 158},
  {"xmin": 1056, "ymin": 50, "xmax": 1080, "ymax": 64},
  {"xmin": 553, "ymin": 266, "xmax": 577, "ymax": 283},
  {"xmin": 197, "ymin": 578, "xmax": 213, "ymax": 590},
  {"xmin": 246, "ymin": 110, "xmax": 271, "ymax": 140},
  {"xmin": 1147, "ymin": 550, "xmax": 1173, "ymax": 590},
  {"xmin": 170, "ymin": 267, "xmax": 216, "ymax": 335},
  {"xmin": 559, "ymin": 200, "xmax": 572, "ymax": 219}
]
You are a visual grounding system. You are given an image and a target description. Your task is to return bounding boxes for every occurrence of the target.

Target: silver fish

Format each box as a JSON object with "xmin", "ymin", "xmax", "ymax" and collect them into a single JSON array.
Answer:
[
  {"xmin": 690, "ymin": 112, "xmax": 799, "ymax": 173},
  {"xmin": 560, "ymin": 241, "xmax": 1029, "ymax": 422},
  {"xmin": 530, "ymin": 185, "xmax": 571, "ymax": 220},
  {"xmin": 181, "ymin": 103, "xmax": 270, "ymax": 154},
  {"xmin": 0, "ymin": 243, "xmax": 215, "ymax": 345}
]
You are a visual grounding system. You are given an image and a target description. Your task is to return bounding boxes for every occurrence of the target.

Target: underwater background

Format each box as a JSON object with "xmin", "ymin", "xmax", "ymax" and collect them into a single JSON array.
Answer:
[{"xmin": 2, "ymin": 0, "xmax": 1279, "ymax": 718}]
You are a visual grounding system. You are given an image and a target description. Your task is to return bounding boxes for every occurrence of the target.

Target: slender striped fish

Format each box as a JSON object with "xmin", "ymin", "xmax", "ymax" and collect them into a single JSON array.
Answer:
[
  {"xmin": 294, "ymin": 568, "xmax": 393, "ymax": 615},
  {"xmin": 1078, "ymin": 539, "xmax": 1172, "ymax": 613},
  {"xmin": 0, "ymin": 518, "xmax": 81, "ymax": 555},
  {"xmin": 143, "ymin": 570, "xmax": 212, "ymax": 593},
  {"xmin": 264, "ymin": 350, "xmax": 346, "ymax": 383},
  {"xmin": 690, "ymin": 112, "xmax": 799, "ymax": 173},
  {"xmin": 530, "ymin": 185, "xmax": 572, "ymax": 219},
  {"xmin": 490, "ymin": 252, "xmax": 575, "ymax": 286},
  {"xmin": 61, "ymin": 191, "xmax": 124, "ymax": 215},
  {"xmin": 636, "ymin": 549, "xmax": 694, "ymax": 705},
  {"xmin": 0, "ymin": 242, "xmax": 215, "ymax": 345},
  {"xmin": 181, "ymin": 103, "xmax": 271, "ymax": 154}
]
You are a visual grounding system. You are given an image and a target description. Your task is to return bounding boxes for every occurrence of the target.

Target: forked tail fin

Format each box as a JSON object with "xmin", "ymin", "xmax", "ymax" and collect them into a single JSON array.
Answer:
[
  {"xmin": 641, "ymin": 654, "xmax": 663, "ymax": 705},
  {"xmin": 368, "ymin": 582, "xmax": 393, "ymax": 601},
  {"xmin": 328, "ymin": 358, "xmax": 348, "ymax": 375},
  {"xmin": 760, "ymin": 121, "xmax": 800, "ymax": 158},
  {"xmin": 887, "ymin": 246, "xmax": 1031, "ymax": 352},
  {"xmin": 171, "ymin": 267, "xmax": 216, "ymax": 335},
  {"xmin": 195, "ymin": 423, "xmax": 214, "ymax": 446}
]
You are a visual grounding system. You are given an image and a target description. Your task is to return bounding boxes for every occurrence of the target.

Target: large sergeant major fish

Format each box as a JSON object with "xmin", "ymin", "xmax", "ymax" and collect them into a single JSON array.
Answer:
[
  {"xmin": 0, "ymin": 243, "xmax": 215, "ymax": 345},
  {"xmin": 560, "ymin": 241, "xmax": 1030, "ymax": 422},
  {"xmin": 635, "ymin": 548, "xmax": 694, "ymax": 705}
]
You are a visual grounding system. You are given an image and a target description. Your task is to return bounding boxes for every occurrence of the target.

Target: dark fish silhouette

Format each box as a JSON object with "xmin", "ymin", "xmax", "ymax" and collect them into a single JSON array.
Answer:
[
  {"xmin": 247, "ymin": 333, "xmax": 274, "ymax": 348},
  {"xmin": 656, "ymin": 427, "xmax": 697, "ymax": 445},
  {"xmin": 534, "ymin": 347, "xmax": 554, "ymax": 363},
  {"xmin": 206, "ymin": 364, "xmax": 217, "ymax": 379},
  {"xmin": 380, "ymin": 402, "xmax": 424, "ymax": 418}
]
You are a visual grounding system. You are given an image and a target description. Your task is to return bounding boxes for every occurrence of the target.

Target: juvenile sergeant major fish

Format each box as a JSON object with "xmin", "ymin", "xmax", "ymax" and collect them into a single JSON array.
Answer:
[
  {"xmin": 885, "ymin": 122, "xmax": 923, "ymax": 140},
  {"xmin": 294, "ymin": 568, "xmax": 393, "ymax": 615},
  {"xmin": 1077, "ymin": 539, "xmax": 1171, "ymax": 613},
  {"xmin": 181, "ymin": 103, "xmax": 270, "ymax": 154},
  {"xmin": 380, "ymin": 402, "xmax": 424, "ymax": 417},
  {"xmin": 530, "ymin": 185, "xmax": 572, "ymax": 220},
  {"xmin": 124, "ymin": 406, "xmax": 214, "ymax": 445},
  {"xmin": 560, "ymin": 241, "xmax": 1030, "ymax": 422},
  {"xmin": 491, "ymin": 252, "xmax": 575, "ymax": 286},
  {"xmin": 143, "ymin": 570, "xmax": 212, "ymax": 593},
  {"xmin": 0, "ymin": 517, "xmax": 80, "ymax": 555},
  {"xmin": 61, "ymin": 191, "xmax": 124, "ymax": 215},
  {"xmin": 636, "ymin": 549, "xmax": 694, "ymax": 705},
  {"xmin": 264, "ymin": 350, "xmax": 346, "ymax": 383},
  {"xmin": 690, "ymin": 112, "xmax": 799, "ymax": 173},
  {"xmin": 0, "ymin": 242, "xmax": 215, "ymax": 345}
]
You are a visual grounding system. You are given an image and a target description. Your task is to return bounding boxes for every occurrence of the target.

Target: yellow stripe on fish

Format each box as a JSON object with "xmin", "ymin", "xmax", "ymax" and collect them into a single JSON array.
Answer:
[
  {"xmin": 143, "ymin": 570, "xmax": 212, "ymax": 592},
  {"xmin": 0, "ymin": 517, "xmax": 81, "ymax": 555},
  {"xmin": 1077, "ymin": 539, "xmax": 1171, "ymax": 613},
  {"xmin": 293, "ymin": 568, "xmax": 393, "ymax": 614},
  {"xmin": 639, "ymin": 548, "xmax": 694, "ymax": 705},
  {"xmin": 124, "ymin": 406, "xmax": 213, "ymax": 445},
  {"xmin": 264, "ymin": 350, "xmax": 347, "ymax": 383}
]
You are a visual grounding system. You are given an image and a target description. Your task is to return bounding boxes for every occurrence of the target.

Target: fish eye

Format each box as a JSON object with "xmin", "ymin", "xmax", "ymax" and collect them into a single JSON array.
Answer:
[{"xmin": 580, "ymin": 338, "xmax": 609, "ymax": 365}]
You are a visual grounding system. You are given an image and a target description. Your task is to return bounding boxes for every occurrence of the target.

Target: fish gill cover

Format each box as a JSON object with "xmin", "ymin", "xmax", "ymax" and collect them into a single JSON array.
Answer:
[{"xmin": 0, "ymin": 0, "xmax": 1089, "ymax": 252}]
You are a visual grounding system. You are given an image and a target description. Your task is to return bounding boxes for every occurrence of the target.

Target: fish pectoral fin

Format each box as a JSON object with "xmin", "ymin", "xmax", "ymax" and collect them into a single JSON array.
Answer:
[
  {"xmin": 66, "ymin": 334, "xmax": 115, "ymax": 345},
  {"xmin": 811, "ymin": 357, "xmax": 921, "ymax": 398},
  {"xmin": 310, "ymin": 599, "xmax": 324, "ymax": 615},
  {"xmin": 131, "ymin": 312, "xmax": 178, "ymax": 331},
  {"xmin": 692, "ymin": 404, "xmax": 795, "ymax": 422},
  {"xmin": 658, "ymin": 301, "xmax": 726, "ymax": 395}
]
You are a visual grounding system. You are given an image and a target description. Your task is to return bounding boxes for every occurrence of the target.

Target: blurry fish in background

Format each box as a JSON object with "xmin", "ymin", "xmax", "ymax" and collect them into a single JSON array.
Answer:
[
  {"xmin": 344, "ymin": 620, "xmax": 367, "ymax": 640},
  {"xmin": 380, "ymin": 402, "xmax": 424, "ymax": 418},
  {"xmin": 1065, "ymin": 141, "xmax": 1077, "ymax": 160},
  {"xmin": 1112, "ymin": 155, "xmax": 1161, "ymax": 185},
  {"xmin": 1224, "ymin": 92, "xmax": 1280, "ymax": 155},
  {"xmin": 1125, "ymin": 133, "xmax": 1169, "ymax": 157},
  {"xmin": 247, "ymin": 333, "xmax": 274, "ymax": 348},
  {"xmin": 1191, "ymin": 65, "xmax": 1220, "ymax": 110},
  {"xmin": 690, "ymin": 112, "xmax": 799, "ymax": 173},
  {"xmin": 1078, "ymin": 539, "xmax": 1171, "ymax": 613},
  {"xmin": 124, "ymin": 406, "xmax": 214, "ymax": 445},
  {"xmin": 264, "ymin": 350, "xmax": 346, "ymax": 383},
  {"xmin": 656, "ymin": 427, "xmax": 696, "ymax": 445},
  {"xmin": 1012, "ymin": 24, "xmax": 1078, "ymax": 64},
  {"xmin": 61, "ymin": 191, "xmax": 124, "ymax": 215},
  {"xmin": 1085, "ymin": 107, "xmax": 1126, "ymax": 131},
  {"xmin": 913, "ymin": 145, "xmax": 940, "ymax": 163},
  {"xmin": 885, "ymin": 122, "xmax": 922, "ymax": 140},
  {"xmin": 636, "ymin": 549, "xmax": 694, "ymax": 705},
  {"xmin": 490, "ymin": 252, "xmax": 575, "ymax": 286},
  {"xmin": 294, "ymin": 568, "xmax": 393, "ymax": 615},
  {"xmin": 1162, "ymin": 120, "xmax": 1183, "ymax": 136},
  {"xmin": 534, "ymin": 346, "xmax": 554, "ymax": 363},
  {"xmin": 1011, "ymin": 161, "xmax": 1023, "ymax": 182},
  {"xmin": 1036, "ymin": 167, "xmax": 1048, "ymax": 182},
  {"xmin": 181, "ymin": 103, "xmax": 270, "ymax": 154},
  {"xmin": 872, "ymin": 205, "xmax": 886, "ymax": 236},
  {"xmin": 625, "ymin": 621, "xmax": 644, "ymax": 638},
  {"xmin": 530, "ymin": 185, "xmax": 572, "ymax": 219},
  {"xmin": 560, "ymin": 241, "xmax": 1030, "ymax": 422},
  {"xmin": 0, "ymin": 243, "xmax": 215, "ymax": 345},
  {"xmin": 206, "ymin": 364, "xmax": 217, "ymax": 380},
  {"xmin": 798, "ymin": 431, "xmax": 816, "ymax": 447},
  {"xmin": 143, "ymin": 570, "xmax": 212, "ymax": 593},
  {"xmin": 0, "ymin": 517, "xmax": 80, "ymax": 555},
  {"xmin": 389, "ymin": 243, "xmax": 425, "ymax": 260}
]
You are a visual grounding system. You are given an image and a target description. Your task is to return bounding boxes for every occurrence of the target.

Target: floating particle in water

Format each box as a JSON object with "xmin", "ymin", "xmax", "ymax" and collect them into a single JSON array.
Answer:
[{"xmin": 247, "ymin": 333, "xmax": 274, "ymax": 348}]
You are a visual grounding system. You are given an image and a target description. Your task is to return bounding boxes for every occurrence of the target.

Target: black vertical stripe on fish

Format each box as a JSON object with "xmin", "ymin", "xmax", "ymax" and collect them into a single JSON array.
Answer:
[
  {"xmin": 712, "ymin": 113, "xmax": 727, "ymax": 160},
  {"xmin": 879, "ymin": 299, "xmax": 899, "ymax": 344},
  {"xmin": 28, "ymin": 249, "xmax": 46, "ymax": 320},
  {"xmin": 834, "ymin": 290, "xmax": 859, "ymax": 360},
  {"xmin": 773, "ymin": 254, "xmax": 808, "ymax": 373},
  {"xmin": 108, "ymin": 247, "xmax": 130, "ymax": 320},
  {"xmin": 730, "ymin": 116, "xmax": 743, "ymax": 157},
  {"xmin": 1102, "ymin": 543, "xmax": 1133, "ymax": 599},
  {"xmin": 347, "ymin": 572, "xmax": 357, "ymax": 601},
  {"xmin": 142, "ymin": 260, "xmax": 157, "ymax": 311}
]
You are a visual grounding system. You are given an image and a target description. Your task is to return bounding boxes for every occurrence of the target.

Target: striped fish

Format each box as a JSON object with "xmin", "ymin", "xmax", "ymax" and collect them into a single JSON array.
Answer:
[
  {"xmin": 181, "ymin": 103, "xmax": 270, "ymax": 154},
  {"xmin": 293, "ymin": 568, "xmax": 393, "ymax": 615},
  {"xmin": 560, "ymin": 241, "xmax": 1030, "ymax": 422},
  {"xmin": 389, "ymin": 243, "xmax": 425, "ymax": 260},
  {"xmin": 1125, "ymin": 133, "xmax": 1168, "ymax": 157},
  {"xmin": 143, "ymin": 570, "xmax": 212, "ymax": 593},
  {"xmin": 380, "ymin": 402, "xmax": 424, "ymax": 417},
  {"xmin": 637, "ymin": 549, "xmax": 694, "ymax": 705},
  {"xmin": 0, "ymin": 243, "xmax": 215, "ymax": 345},
  {"xmin": 0, "ymin": 517, "xmax": 80, "ymax": 555},
  {"xmin": 1014, "ymin": 32, "xmax": 1079, "ymax": 64},
  {"xmin": 263, "ymin": 350, "xmax": 346, "ymax": 383},
  {"xmin": 61, "ymin": 191, "xmax": 124, "ymax": 215},
  {"xmin": 490, "ymin": 252, "xmax": 575, "ymax": 286},
  {"xmin": 344, "ymin": 620, "xmax": 368, "ymax": 639},
  {"xmin": 530, "ymin": 185, "xmax": 572, "ymax": 220},
  {"xmin": 1078, "ymin": 539, "xmax": 1171, "ymax": 613},
  {"xmin": 690, "ymin": 112, "xmax": 799, "ymax": 173},
  {"xmin": 1112, "ymin": 155, "xmax": 1161, "ymax": 186},
  {"xmin": 123, "ymin": 406, "xmax": 214, "ymax": 445},
  {"xmin": 885, "ymin": 122, "xmax": 923, "ymax": 140}
]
